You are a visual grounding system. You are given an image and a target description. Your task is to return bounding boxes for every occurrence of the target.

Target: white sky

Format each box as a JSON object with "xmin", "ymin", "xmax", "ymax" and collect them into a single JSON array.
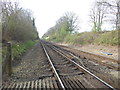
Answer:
[{"xmin": 18, "ymin": 0, "xmax": 95, "ymax": 37}]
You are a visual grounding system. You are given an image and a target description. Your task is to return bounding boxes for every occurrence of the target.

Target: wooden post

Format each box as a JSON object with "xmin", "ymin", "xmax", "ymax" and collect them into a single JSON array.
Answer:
[{"xmin": 6, "ymin": 42, "xmax": 12, "ymax": 76}]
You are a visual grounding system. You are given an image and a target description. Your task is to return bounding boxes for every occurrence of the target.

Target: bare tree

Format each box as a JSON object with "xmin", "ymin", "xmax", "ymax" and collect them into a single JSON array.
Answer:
[
  {"xmin": 118, "ymin": 1, "xmax": 120, "ymax": 29},
  {"xmin": 64, "ymin": 12, "xmax": 79, "ymax": 33},
  {"xmin": 98, "ymin": 0, "xmax": 120, "ymax": 30},
  {"xmin": 90, "ymin": 1, "xmax": 107, "ymax": 32},
  {"xmin": 54, "ymin": 12, "xmax": 79, "ymax": 33}
]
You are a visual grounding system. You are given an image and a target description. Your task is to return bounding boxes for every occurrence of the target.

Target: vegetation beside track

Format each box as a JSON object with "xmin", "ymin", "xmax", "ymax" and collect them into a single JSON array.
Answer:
[
  {"xmin": 1, "ymin": 40, "xmax": 38, "ymax": 64},
  {"xmin": 1, "ymin": 1, "xmax": 39, "ymax": 65},
  {"xmin": 42, "ymin": 0, "xmax": 120, "ymax": 46},
  {"xmin": 43, "ymin": 30, "xmax": 119, "ymax": 46},
  {"xmin": 65, "ymin": 30, "xmax": 119, "ymax": 45}
]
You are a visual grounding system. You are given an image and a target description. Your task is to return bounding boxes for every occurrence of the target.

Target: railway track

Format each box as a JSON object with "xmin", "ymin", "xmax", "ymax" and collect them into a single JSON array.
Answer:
[
  {"xmin": 2, "ymin": 40, "xmax": 116, "ymax": 89},
  {"xmin": 56, "ymin": 44, "xmax": 118, "ymax": 71}
]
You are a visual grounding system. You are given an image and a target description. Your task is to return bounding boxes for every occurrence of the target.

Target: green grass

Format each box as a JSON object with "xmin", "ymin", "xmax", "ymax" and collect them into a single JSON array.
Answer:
[
  {"xmin": 12, "ymin": 40, "xmax": 38, "ymax": 60},
  {"xmin": 1, "ymin": 40, "xmax": 38, "ymax": 64}
]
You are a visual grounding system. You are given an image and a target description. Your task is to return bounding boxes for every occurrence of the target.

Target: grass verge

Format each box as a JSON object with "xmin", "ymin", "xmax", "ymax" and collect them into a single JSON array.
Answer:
[{"xmin": 1, "ymin": 40, "xmax": 38, "ymax": 64}]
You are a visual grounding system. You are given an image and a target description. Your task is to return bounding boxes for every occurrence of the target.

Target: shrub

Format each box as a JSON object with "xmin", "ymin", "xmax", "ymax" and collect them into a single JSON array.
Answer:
[
  {"xmin": 72, "ymin": 32, "xmax": 100, "ymax": 45},
  {"xmin": 46, "ymin": 30, "xmax": 119, "ymax": 46},
  {"xmin": 1, "ymin": 40, "xmax": 38, "ymax": 63},
  {"xmin": 95, "ymin": 30, "xmax": 119, "ymax": 45}
]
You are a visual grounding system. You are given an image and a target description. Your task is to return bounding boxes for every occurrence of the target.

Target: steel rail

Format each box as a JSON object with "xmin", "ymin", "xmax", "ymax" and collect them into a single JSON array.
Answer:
[
  {"xmin": 41, "ymin": 42, "xmax": 65, "ymax": 89},
  {"xmin": 51, "ymin": 46, "xmax": 116, "ymax": 90}
]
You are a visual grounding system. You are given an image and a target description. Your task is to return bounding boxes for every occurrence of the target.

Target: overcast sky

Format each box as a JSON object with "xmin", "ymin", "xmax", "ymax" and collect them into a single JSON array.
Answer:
[{"xmin": 18, "ymin": 0, "xmax": 95, "ymax": 37}]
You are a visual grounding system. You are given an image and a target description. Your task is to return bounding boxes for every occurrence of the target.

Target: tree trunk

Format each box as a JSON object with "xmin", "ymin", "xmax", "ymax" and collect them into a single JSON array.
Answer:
[{"xmin": 117, "ymin": 1, "xmax": 120, "ymax": 30}]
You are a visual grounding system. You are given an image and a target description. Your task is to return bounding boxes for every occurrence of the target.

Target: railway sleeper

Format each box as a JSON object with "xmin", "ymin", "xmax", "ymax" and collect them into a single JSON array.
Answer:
[{"xmin": 2, "ymin": 75, "xmax": 112, "ymax": 89}]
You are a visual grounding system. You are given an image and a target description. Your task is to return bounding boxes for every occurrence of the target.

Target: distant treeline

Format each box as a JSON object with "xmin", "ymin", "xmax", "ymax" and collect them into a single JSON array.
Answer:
[
  {"xmin": 42, "ymin": 0, "xmax": 120, "ymax": 46},
  {"xmin": 1, "ymin": 1, "xmax": 39, "ymax": 43},
  {"xmin": 42, "ymin": 12, "xmax": 79, "ymax": 42}
]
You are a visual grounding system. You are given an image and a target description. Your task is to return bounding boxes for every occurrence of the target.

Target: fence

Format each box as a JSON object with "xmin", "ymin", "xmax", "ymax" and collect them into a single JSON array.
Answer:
[{"xmin": 2, "ymin": 42, "xmax": 12, "ymax": 77}]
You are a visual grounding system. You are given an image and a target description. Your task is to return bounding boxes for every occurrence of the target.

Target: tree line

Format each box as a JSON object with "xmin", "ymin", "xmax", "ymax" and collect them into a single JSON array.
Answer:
[
  {"xmin": 1, "ymin": 1, "xmax": 38, "ymax": 43},
  {"xmin": 43, "ymin": 0, "xmax": 120, "ymax": 40},
  {"xmin": 43, "ymin": 12, "xmax": 79, "ymax": 42},
  {"xmin": 90, "ymin": 0, "xmax": 120, "ymax": 32}
]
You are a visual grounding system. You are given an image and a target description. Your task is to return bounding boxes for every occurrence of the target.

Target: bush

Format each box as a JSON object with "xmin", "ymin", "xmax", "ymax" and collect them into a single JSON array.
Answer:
[
  {"xmin": 95, "ymin": 30, "xmax": 119, "ymax": 45},
  {"xmin": 45, "ymin": 30, "xmax": 119, "ymax": 46},
  {"xmin": 1, "ymin": 40, "xmax": 38, "ymax": 64},
  {"xmin": 12, "ymin": 40, "xmax": 37, "ymax": 59},
  {"xmin": 66, "ymin": 30, "xmax": 119, "ymax": 46},
  {"xmin": 71, "ymin": 32, "xmax": 100, "ymax": 45},
  {"xmin": 2, "ymin": 1, "xmax": 38, "ymax": 42},
  {"xmin": 64, "ymin": 34, "xmax": 78, "ymax": 43}
]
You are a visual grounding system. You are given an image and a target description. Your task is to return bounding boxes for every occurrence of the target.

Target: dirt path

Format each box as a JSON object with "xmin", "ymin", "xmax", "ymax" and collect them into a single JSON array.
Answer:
[
  {"xmin": 58, "ymin": 43, "xmax": 118, "ymax": 60},
  {"xmin": 8, "ymin": 42, "xmax": 52, "ymax": 83}
]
